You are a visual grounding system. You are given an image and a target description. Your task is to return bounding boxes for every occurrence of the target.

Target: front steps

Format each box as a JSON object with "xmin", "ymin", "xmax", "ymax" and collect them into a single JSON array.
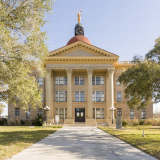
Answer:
[{"xmin": 43, "ymin": 122, "xmax": 109, "ymax": 127}]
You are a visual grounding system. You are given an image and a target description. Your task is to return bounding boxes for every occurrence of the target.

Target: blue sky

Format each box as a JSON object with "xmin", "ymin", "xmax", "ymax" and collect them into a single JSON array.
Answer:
[{"xmin": 2, "ymin": 0, "xmax": 160, "ymax": 115}]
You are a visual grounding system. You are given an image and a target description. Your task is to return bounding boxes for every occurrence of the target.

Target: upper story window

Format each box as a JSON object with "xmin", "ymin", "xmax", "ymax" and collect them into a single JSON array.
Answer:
[
  {"xmin": 130, "ymin": 109, "xmax": 134, "ymax": 119},
  {"xmin": 117, "ymin": 91, "xmax": 122, "ymax": 102},
  {"xmin": 15, "ymin": 108, "xmax": 19, "ymax": 119},
  {"xmin": 92, "ymin": 91, "xmax": 104, "ymax": 102},
  {"xmin": 92, "ymin": 76, "xmax": 104, "ymax": 85},
  {"xmin": 55, "ymin": 76, "xmax": 67, "ymax": 85},
  {"xmin": 75, "ymin": 77, "xmax": 84, "ymax": 85},
  {"xmin": 38, "ymin": 77, "xmax": 43, "ymax": 86},
  {"xmin": 75, "ymin": 91, "xmax": 85, "ymax": 102},
  {"xmin": 141, "ymin": 108, "xmax": 146, "ymax": 119},
  {"xmin": 55, "ymin": 91, "xmax": 67, "ymax": 102},
  {"xmin": 117, "ymin": 108, "xmax": 122, "ymax": 117},
  {"xmin": 26, "ymin": 108, "xmax": 30, "ymax": 119},
  {"xmin": 117, "ymin": 77, "xmax": 121, "ymax": 86}
]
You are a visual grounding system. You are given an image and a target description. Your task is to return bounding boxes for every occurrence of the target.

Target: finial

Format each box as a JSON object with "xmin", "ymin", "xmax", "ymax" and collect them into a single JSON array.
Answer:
[{"xmin": 76, "ymin": 10, "xmax": 82, "ymax": 23}]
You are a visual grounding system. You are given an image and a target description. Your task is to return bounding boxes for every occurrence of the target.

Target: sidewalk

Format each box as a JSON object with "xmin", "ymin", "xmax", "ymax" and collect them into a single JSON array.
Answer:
[{"xmin": 9, "ymin": 127, "xmax": 157, "ymax": 160}]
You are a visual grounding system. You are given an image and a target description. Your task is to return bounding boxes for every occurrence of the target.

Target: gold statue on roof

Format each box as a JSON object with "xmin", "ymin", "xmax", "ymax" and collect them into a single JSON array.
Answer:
[{"xmin": 77, "ymin": 10, "xmax": 82, "ymax": 23}]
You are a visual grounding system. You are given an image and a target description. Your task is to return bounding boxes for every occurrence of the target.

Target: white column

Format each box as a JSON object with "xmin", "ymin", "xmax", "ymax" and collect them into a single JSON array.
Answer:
[
  {"xmin": 108, "ymin": 68, "xmax": 115, "ymax": 119},
  {"xmin": 45, "ymin": 69, "xmax": 53, "ymax": 122},
  {"xmin": 87, "ymin": 69, "xmax": 93, "ymax": 119},
  {"xmin": 66, "ymin": 69, "xmax": 72, "ymax": 119}
]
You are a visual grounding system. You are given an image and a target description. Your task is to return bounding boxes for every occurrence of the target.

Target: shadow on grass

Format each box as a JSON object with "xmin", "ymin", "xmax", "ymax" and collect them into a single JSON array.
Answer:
[{"xmin": 0, "ymin": 130, "xmax": 57, "ymax": 146}]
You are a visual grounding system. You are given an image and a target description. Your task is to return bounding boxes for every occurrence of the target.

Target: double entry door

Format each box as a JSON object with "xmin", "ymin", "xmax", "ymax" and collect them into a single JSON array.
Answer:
[{"xmin": 75, "ymin": 108, "xmax": 85, "ymax": 122}]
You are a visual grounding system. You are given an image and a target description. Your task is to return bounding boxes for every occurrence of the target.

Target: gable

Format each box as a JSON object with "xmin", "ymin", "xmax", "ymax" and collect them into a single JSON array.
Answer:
[
  {"xmin": 63, "ymin": 49, "xmax": 96, "ymax": 57},
  {"xmin": 49, "ymin": 41, "xmax": 119, "ymax": 58}
]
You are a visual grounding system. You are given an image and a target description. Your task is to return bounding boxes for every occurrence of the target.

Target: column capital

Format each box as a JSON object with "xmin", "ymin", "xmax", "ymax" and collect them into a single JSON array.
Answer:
[
  {"xmin": 108, "ymin": 68, "xmax": 115, "ymax": 75},
  {"xmin": 87, "ymin": 69, "xmax": 93, "ymax": 75},
  {"xmin": 66, "ymin": 69, "xmax": 73, "ymax": 75}
]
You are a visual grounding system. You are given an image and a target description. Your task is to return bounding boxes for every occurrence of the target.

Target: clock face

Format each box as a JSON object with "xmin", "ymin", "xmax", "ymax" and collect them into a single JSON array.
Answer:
[{"xmin": 75, "ymin": 27, "xmax": 84, "ymax": 35}]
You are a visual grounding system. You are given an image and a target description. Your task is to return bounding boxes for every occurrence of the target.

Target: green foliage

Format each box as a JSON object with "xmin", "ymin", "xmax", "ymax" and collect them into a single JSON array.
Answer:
[
  {"xmin": 122, "ymin": 120, "xmax": 127, "ymax": 126},
  {"xmin": 32, "ymin": 114, "xmax": 43, "ymax": 126},
  {"xmin": 0, "ymin": 118, "xmax": 7, "ymax": 125},
  {"xmin": 21, "ymin": 119, "xmax": 25, "ymax": 125},
  {"xmin": 0, "ymin": 0, "xmax": 54, "ymax": 110},
  {"xmin": 139, "ymin": 120, "xmax": 145, "ymax": 125},
  {"xmin": 118, "ymin": 36, "xmax": 160, "ymax": 109}
]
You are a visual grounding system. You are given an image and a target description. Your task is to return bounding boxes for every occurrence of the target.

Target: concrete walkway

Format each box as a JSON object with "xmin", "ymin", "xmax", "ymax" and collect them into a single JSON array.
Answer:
[{"xmin": 9, "ymin": 127, "xmax": 157, "ymax": 160}]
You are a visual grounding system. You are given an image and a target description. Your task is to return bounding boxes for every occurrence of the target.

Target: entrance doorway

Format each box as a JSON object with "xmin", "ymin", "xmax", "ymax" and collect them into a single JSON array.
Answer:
[{"xmin": 75, "ymin": 108, "xmax": 85, "ymax": 122}]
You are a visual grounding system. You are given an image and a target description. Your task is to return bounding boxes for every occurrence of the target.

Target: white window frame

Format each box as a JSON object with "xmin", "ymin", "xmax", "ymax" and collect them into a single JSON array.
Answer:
[
  {"xmin": 141, "ymin": 108, "xmax": 146, "ymax": 119},
  {"xmin": 55, "ymin": 108, "xmax": 67, "ymax": 119},
  {"xmin": 38, "ymin": 77, "xmax": 43, "ymax": 86},
  {"xmin": 55, "ymin": 76, "xmax": 67, "ymax": 85},
  {"xmin": 117, "ymin": 76, "xmax": 121, "ymax": 86},
  {"xmin": 92, "ymin": 91, "xmax": 105, "ymax": 102},
  {"xmin": 75, "ymin": 76, "xmax": 84, "ymax": 85},
  {"xmin": 15, "ymin": 108, "xmax": 20, "ymax": 119},
  {"xmin": 55, "ymin": 91, "xmax": 67, "ymax": 102},
  {"xmin": 130, "ymin": 109, "xmax": 134, "ymax": 119},
  {"xmin": 117, "ymin": 91, "xmax": 122, "ymax": 102},
  {"xmin": 75, "ymin": 91, "xmax": 85, "ymax": 102},
  {"xmin": 93, "ymin": 108, "xmax": 105, "ymax": 119},
  {"xmin": 92, "ymin": 76, "xmax": 104, "ymax": 85},
  {"xmin": 38, "ymin": 108, "xmax": 43, "ymax": 116}
]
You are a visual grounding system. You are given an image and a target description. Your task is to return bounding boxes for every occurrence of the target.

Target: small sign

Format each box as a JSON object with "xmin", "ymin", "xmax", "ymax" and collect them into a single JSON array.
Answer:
[{"xmin": 55, "ymin": 115, "xmax": 59, "ymax": 123}]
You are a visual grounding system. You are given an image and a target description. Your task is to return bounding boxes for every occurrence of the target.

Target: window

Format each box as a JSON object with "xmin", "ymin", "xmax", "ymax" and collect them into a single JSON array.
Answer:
[
  {"xmin": 92, "ymin": 76, "xmax": 104, "ymax": 85},
  {"xmin": 75, "ymin": 77, "xmax": 84, "ymax": 85},
  {"xmin": 117, "ymin": 108, "xmax": 122, "ymax": 117},
  {"xmin": 117, "ymin": 92, "xmax": 122, "ymax": 102},
  {"xmin": 38, "ymin": 78, "xmax": 43, "ymax": 86},
  {"xmin": 141, "ymin": 108, "xmax": 146, "ymax": 119},
  {"xmin": 75, "ymin": 91, "xmax": 85, "ymax": 102},
  {"xmin": 117, "ymin": 77, "xmax": 121, "ymax": 86},
  {"xmin": 26, "ymin": 108, "xmax": 30, "ymax": 119},
  {"xmin": 55, "ymin": 91, "xmax": 67, "ymax": 102},
  {"xmin": 55, "ymin": 77, "xmax": 67, "ymax": 85},
  {"xmin": 130, "ymin": 109, "xmax": 134, "ymax": 119},
  {"xmin": 38, "ymin": 108, "xmax": 43, "ymax": 116},
  {"xmin": 55, "ymin": 108, "xmax": 67, "ymax": 119},
  {"xmin": 15, "ymin": 108, "xmax": 19, "ymax": 119},
  {"xmin": 93, "ymin": 108, "xmax": 105, "ymax": 119},
  {"xmin": 92, "ymin": 91, "xmax": 105, "ymax": 102},
  {"xmin": 41, "ymin": 92, "xmax": 43, "ymax": 102}
]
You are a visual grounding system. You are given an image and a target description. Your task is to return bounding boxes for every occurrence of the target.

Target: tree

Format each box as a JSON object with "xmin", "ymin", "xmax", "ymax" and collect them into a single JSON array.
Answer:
[
  {"xmin": 0, "ymin": 0, "xmax": 54, "ymax": 109},
  {"xmin": 0, "ymin": 104, "xmax": 5, "ymax": 117},
  {"xmin": 118, "ymin": 37, "xmax": 160, "ymax": 109}
]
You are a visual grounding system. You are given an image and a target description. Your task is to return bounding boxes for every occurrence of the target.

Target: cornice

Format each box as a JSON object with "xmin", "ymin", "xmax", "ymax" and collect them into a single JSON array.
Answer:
[
  {"xmin": 45, "ymin": 56, "xmax": 119, "ymax": 62},
  {"xmin": 114, "ymin": 61, "xmax": 135, "ymax": 69}
]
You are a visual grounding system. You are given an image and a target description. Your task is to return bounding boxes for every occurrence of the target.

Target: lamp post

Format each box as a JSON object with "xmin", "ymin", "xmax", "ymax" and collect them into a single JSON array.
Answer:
[
  {"xmin": 44, "ymin": 106, "xmax": 50, "ymax": 128},
  {"xmin": 110, "ymin": 107, "xmax": 115, "ymax": 124}
]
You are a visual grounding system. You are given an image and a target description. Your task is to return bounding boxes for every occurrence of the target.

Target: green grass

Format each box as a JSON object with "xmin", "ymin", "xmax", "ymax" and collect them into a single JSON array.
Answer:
[
  {"xmin": 0, "ymin": 126, "xmax": 59, "ymax": 160},
  {"xmin": 99, "ymin": 126, "xmax": 160, "ymax": 160}
]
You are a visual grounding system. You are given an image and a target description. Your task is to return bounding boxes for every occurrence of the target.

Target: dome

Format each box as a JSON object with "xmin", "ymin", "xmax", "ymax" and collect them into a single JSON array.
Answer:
[
  {"xmin": 67, "ymin": 35, "xmax": 92, "ymax": 46},
  {"xmin": 75, "ymin": 23, "xmax": 84, "ymax": 28}
]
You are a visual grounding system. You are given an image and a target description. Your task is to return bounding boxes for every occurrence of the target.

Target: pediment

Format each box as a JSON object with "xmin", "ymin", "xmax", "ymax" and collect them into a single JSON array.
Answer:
[{"xmin": 49, "ymin": 41, "xmax": 119, "ymax": 58}]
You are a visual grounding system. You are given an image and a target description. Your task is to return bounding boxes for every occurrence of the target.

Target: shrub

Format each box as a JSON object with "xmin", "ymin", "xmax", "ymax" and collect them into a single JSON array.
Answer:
[
  {"xmin": 25, "ymin": 119, "xmax": 32, "ymax": 126},
  {"xmin": 32, "ymin": 114, "xmax": 43, "ymax": 126},
  {"xmin": 21, "ymin": 120, "xmax": 25, "ymax": 125},
  {"xmin": 144, "ymin": 119, "xmax": 151, "ymax": 125},
  {"xmin": 132, "ymin": 119, "xmax": 139, "ymax": 126},
  {"xmin": 8, "ymin": 119, "xmax": 14, "ymax": 126},
  {"xmin": 122, "ymin": 120, "xmax": 127, "ymax": 126},
  {"xmin": 0, "ymin": 118, "xmax": 7, "ymax": 125},
  {"xmin": 14, "ymin": 119, "xmax": 20, "ymax": 126},
  {"xmin": 151, "ymin": 119, "xmax": 158, "ymax": 126},
  {"xmin": 139, "ymin": 119, "xmax": 145, "ymax": 125}
]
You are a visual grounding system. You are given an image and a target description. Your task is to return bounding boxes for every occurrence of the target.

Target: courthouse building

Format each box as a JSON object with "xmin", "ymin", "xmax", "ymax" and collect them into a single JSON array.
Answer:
[{"xmin": 8, "ymin": 15, "xmax": 153, "ymax": 125}]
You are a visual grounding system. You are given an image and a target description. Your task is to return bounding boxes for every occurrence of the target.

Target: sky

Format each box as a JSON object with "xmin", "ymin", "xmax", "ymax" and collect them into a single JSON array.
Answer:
[{"xmin": 2, "ymin": 0, "xmax": 160, "ymax": 115}]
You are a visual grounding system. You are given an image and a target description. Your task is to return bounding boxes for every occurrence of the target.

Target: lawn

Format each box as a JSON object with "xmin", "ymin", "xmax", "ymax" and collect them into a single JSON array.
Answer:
[
  {"xmin": 0, "ymin": 126, "xmax": 59, "ymax": 160},
  {"xmin": 99, "ymin": 126, "xmax": 160, "ymax": 160}
]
